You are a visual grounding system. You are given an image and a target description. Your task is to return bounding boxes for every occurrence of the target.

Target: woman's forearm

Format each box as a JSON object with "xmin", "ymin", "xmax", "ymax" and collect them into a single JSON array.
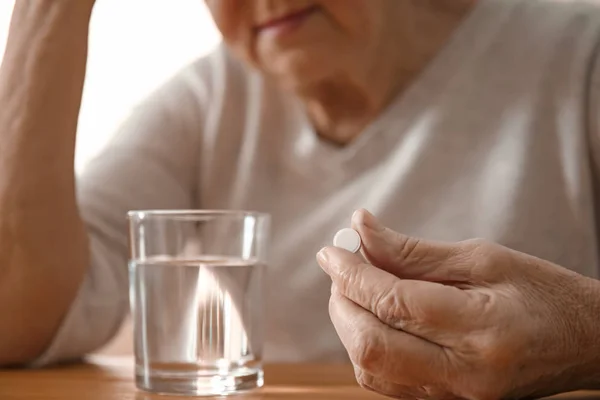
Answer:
[{"xmin": 0, "ymin": 0, "xmax": 94, "ymax": 365}]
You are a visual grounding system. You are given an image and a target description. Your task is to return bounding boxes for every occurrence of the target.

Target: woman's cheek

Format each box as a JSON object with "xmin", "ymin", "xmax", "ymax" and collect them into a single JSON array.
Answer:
[{"xmin": 205, "ymin": 0, "xmax": 245, "ymax": 40}]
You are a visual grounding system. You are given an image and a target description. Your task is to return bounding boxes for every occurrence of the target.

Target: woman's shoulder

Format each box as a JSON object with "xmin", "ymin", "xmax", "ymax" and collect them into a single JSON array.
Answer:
[
  {"xmin": 175, "ymin": 44, "xmax": 254, "ymax": 98},
  {"xmin": 137, "ymin": 44, "xmax": 290, "ymax": 128},
  {"xmin": 156, "ymin": 44, "xmax": 282, "ymax": 104}
]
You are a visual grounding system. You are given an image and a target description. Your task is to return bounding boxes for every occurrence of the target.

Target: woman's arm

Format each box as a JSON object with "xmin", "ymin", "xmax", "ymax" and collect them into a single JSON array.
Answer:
[{"xmin": 0, "ymin": 0, "xmax": 94, "ymax": 365}]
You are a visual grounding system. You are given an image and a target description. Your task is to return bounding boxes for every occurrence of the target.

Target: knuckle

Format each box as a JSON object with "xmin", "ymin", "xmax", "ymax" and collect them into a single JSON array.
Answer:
[
  {"xmin": 392, "ymin": 233, "xmax": 425, "ymax": 264},
  {"xmin": 460, "ymin": 238, "xmax": 502, "ymax": 271},
  {"xmin": 375, "ymin": 283, "xmax": 433, "ymax": 332},
  {"xmin": 461, "ymin": 238, "xmax": 494, "ymax": 255},
  {"xmin": 354, "ymin": 369, "xmax": 374, "ymax": 391},
  {"xmin": 478, "ymin": 333, "xmax": 517, "ymax": 368},
  {"xmin": 337, "ymin": 264, "xmax": 360, "ymax": 294},
  {"xmin": 467, "ymin": 290, "xmax": 495, "ymax": 321},
  {"xmin": 354, "ymin": 369, "xmax": 418, "ymax": 400},
  {"xmin": 475, "ymin": 333, "xmax": 503, "ymax": 363},
  {"xmin": 374, "ymin": 285, "xmax": 407, "ymax": 328},
  {"xmin": 352, "ymin": 328, "xmax": 386, "ymax": 373}
]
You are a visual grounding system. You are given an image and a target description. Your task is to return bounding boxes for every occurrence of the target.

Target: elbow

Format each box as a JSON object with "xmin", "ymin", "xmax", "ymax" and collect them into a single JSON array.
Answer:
[
  {"xmin": 0, "ymin": 321, "xmax": 54, "ymax": 367},
  {"xmin": 0, "ymin": 278, "xmax": 80, "ymax": 367}
]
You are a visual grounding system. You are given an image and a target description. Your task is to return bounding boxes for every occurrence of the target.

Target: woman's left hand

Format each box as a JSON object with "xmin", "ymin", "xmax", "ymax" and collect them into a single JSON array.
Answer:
[{"xmin": 317, "ymin": 210, "xmax": 600, "ymax": 400}]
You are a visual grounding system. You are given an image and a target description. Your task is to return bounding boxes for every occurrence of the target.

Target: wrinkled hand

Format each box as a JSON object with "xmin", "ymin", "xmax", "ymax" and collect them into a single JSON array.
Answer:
[{"xmin": 317, "ymin": 210, "xmax": 600, "ymax": 400}]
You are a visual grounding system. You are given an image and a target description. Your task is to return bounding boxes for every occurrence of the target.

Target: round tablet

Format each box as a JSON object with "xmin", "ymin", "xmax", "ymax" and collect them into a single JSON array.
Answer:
[{"xmin": 333, "ymin": 228, "xmax": 362, "ymax": 253}]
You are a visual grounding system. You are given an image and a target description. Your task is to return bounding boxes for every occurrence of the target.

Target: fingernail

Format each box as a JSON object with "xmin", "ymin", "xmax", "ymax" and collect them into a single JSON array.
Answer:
[
  {"xmin": 317, "ymin": 248, "xmax": 330, "ymax": 270},
  {"xmin": 360, "ymin": 209, "xmax": 385, "ymax": 232}
]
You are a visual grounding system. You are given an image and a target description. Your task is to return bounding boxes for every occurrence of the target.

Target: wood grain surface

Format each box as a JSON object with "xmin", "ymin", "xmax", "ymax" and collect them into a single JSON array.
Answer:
[{"xmin": 0, "ymin": 356, "xmax": 599, "ymax": 400}]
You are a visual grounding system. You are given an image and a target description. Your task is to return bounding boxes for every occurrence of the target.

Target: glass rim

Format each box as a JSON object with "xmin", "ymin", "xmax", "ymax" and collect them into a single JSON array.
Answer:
[{"xmin": 127, "ymin": 209, "xmax": 270, "ymax": 220}]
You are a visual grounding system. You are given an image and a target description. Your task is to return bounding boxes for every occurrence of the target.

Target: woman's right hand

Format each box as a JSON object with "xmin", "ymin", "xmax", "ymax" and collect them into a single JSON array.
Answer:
[{"xmin": 0, "ymin": 0, "xmax": 96, "ymax": 365}]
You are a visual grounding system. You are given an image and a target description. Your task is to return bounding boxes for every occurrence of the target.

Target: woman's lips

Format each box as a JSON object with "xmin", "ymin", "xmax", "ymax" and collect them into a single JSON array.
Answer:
[{"xmin": 255, "ymin": 6, "xmax": 319, "ymax": 37}]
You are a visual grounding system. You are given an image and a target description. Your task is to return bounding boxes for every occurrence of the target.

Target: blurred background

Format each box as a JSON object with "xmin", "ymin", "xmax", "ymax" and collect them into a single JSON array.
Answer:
[
  {"xmin": 0, "ymin": 0, "xmax": 221, "ymax": 355},
  {"xmin": 0, "ymin": 0, "xmax": 222, "ymax": 172}
]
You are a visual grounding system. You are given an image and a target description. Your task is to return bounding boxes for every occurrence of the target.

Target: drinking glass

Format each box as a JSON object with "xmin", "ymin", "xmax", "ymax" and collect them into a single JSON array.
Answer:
[{"xmin": 128, "ymin": 210, "xmax": 270, "ymax": 396}]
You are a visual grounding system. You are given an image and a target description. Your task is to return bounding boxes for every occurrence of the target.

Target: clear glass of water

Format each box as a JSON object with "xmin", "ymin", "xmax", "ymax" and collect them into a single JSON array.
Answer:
[{"xmin": 127, "ymin": 210, "xmax": 270, "ymax": 396}]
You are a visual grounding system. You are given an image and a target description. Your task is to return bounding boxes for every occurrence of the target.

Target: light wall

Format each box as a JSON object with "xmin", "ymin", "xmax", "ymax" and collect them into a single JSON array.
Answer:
[{"xmin": 0, "ymin": 1, "xmax": 222, "ymax": 172}]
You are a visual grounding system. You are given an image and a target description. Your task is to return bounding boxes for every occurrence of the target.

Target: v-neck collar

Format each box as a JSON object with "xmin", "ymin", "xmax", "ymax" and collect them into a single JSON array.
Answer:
[{"xmin": 287, "ymin": 0, "xmax": 524, "ymax": 181}]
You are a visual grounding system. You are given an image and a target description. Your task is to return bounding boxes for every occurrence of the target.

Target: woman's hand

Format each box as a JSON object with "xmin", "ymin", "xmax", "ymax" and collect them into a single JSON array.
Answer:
[{"xmin": 317, "ymin": 209, "xmax": 600, "ymax": 400}]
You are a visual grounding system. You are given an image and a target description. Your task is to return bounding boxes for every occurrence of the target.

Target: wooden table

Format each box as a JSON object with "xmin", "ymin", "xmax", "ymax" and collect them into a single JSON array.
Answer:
[{"xmin": 1, "ymin": 356, "xmax": 599, "ymax": 399}]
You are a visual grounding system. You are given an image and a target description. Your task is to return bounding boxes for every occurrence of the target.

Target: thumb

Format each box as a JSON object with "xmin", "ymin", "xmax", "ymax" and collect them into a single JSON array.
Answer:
[{"xmin": 351, "ymin": 209, "xmax": 476, "ymax": 283}]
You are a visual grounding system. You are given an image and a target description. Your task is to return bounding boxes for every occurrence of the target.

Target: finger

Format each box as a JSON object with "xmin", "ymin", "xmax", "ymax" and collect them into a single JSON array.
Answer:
[
  {"xmin": 319, "ymin": 248, "xmax": 485, "ymax": 337},
  {"xmin": 351, "ymin": 209, "xmax": 477, "ymax": 283},
  {"xmin": 328, "ymin": 290, "xmax": 446, "ymax": 385},
  {"xmin": 353, "ymin": 365, "xmax": 426, "ymax": 399}
]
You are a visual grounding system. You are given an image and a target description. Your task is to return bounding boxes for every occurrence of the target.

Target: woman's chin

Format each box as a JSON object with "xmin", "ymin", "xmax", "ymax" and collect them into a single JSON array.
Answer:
[{"xmin": 260, "ymin": 51, "xmax": 338, "ymax": 93}]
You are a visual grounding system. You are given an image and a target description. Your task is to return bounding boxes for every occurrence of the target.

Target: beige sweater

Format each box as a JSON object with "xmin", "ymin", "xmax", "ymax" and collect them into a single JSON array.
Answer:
[{"xmin": 35, "ymin": 0, "xmax": 600, "ymax": 365}]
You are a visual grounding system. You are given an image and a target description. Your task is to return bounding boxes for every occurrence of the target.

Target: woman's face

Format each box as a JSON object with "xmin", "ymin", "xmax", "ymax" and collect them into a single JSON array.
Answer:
[{"xmin": 205, "ymin": 0, "xmax": 399, "ymax": 90}]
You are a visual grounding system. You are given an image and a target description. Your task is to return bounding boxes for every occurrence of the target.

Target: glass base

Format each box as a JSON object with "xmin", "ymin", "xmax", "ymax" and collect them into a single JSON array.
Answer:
[{"xmin": 136, "ymin": 367, "xmax": 264, "ymax": 397}]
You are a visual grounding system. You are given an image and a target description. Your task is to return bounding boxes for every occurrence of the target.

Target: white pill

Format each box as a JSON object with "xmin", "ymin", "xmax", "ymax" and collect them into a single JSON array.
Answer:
[{"xmin": 333, "ymin": 228, "xmax": 362, "ymax": 253}]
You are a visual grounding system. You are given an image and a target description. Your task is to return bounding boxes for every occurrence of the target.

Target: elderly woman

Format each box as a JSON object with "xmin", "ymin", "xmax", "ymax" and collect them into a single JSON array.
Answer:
[{"xmin": 2, "ymin": 0, "xmax": 600, "ymax": 398}]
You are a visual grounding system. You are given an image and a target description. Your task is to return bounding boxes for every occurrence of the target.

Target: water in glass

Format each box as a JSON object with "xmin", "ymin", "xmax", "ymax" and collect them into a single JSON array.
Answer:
[{"xmin": 129, "ymin": 256, "xmax": 265, "ymax": 396}]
